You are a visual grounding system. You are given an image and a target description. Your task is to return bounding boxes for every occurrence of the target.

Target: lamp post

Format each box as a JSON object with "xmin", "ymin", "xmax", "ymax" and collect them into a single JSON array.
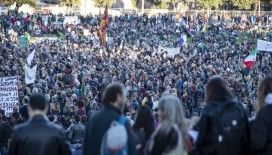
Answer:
[{"xmin": 141, "ymin": 0, "xmax": 144, "ymax": 14}]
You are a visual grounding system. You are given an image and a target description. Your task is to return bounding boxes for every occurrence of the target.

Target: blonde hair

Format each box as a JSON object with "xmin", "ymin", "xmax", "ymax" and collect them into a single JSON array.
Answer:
[{"xmin": 158, "ymin": 95, "xmax": 188, "ymax": 151}]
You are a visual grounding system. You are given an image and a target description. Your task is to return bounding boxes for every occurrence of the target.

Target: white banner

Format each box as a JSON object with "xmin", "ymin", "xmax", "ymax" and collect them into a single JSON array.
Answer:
[
  {"xmin": 25, "ymin": 65, "xmax": 37, "ymax": 85},
  {"xmin": 257, "ymin": 39, "xmax": 272, "ymax": 51},
  {"xmin": 158, "ymin": 47, "xmax": 180, "ymax": 57},
  {"xmin": 0, "ymin": 76, "xmax": 18, "ymax": 115},
  {"xmin": 26, "ymin": 49, "xmax": 35, "ymax": 66}
]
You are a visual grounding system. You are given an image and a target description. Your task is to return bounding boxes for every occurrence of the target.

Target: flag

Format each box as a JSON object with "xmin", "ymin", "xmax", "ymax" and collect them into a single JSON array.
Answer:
[
  {"xmin": 25, "ymin": 64, "xmax": 37, "ymax": 84},
  {"xmin": 99, "ymin": 4, "xmax": 109, "ymax": 48},
  {"xmin": 26, "ymin": 49, "xmax": 35, "ymax": 66},
  {"xmin": 244, "ymin": 49, "xmax": 257, "ymax": 69},
  {"xmin": 25, "ymin": 32, "xmax": 31, "ymax": 41},
  {"xmin": 178, "ymin": 35, "xmax": 187, "ymax": 45}
]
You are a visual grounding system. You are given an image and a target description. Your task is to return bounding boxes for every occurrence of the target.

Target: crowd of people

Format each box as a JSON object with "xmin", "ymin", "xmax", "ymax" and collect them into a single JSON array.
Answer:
[{"xmin": 0, "ymin": 8, "xmax": 272, "ymax": 155}]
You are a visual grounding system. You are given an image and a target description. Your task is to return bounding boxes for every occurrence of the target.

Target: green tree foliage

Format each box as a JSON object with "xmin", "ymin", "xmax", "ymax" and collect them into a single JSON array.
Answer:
[
  {"xmin": 132, "ymin": 0, "xmax": 138, "ymax": 7},
  {"xmin": 152, "ymin": 0, "xmax": 180, "ymax": 9},
  {"xmin": 94, "ymin": 0, "xmax": 116, "ymax": 7},
  {"xmin": 4, "ymin": 0, "xmax": 37, "ymax": 6},
  {"xmin": 197, "ymin": 0, "xmax": 222, "ymax": 9},
  {"xmin": 231, "ymin": 0, "xmax": 255, "ymax": 10},
  {"xmin": 61, "ymin": 0, "xmax": 80, "ymax": 6}
]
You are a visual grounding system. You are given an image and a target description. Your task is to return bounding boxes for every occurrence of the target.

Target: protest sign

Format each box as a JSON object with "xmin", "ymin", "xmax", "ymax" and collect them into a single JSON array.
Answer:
[
  {"xmin": 63, "ymin": 16, "xmax": 81, "ymax": 25},
  {"xmin": 157, "ymin": 47, "xmax": 180, "ymax": 57},
  {"xmin": 257, "ymin": 39, "xmax": 272, "ymax": 51},
  {"xmin": 0, "ymin": 76, "xmax": 18, "ymax": 115}
]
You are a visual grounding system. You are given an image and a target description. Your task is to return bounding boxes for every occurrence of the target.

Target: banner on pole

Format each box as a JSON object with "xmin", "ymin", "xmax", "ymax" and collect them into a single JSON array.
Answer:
[
  {"xmin": 0, "ymin": 76, "xmax": 18, "ymax": 115},
  {"xmin": 25, "ymin": 65, "xmax": 37, "ymax": 85},
  {"xmin": 26, "ymin": 49, "xmax": 35, "ymax": 66},
  {"xmin": 257, "ymin": 39, "xmax": 272, "ymax": 51}
]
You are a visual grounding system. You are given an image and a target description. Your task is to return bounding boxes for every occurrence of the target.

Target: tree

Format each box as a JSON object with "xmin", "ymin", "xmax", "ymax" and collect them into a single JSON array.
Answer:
[
  {"xmin": 4, "ymin": 0, "xmax": 37, "ymax": 6},
  {"xmin": 262, "ymin": 0, "xmax": 272, "ymax": 11},
  {"xmin": 197, "ymin": 0, "xmax": 222, "ymax": 9},
  {"xmin": 94, "ymin": 0, "xmax": 116, "ymax": 7},
  {"xmin": 61, "ymin": 0, "xmax": 80, "ymax": 6},
  {"xmin": 152, "ymin": 0, "xmax": 180, "ymax": 9},
  {"xmin": 231, "ymin": 0, "xmax": 254, "ymax": 10}
]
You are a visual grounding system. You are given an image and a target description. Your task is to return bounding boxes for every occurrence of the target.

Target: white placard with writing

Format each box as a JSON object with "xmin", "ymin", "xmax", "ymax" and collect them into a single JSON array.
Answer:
[{"xmin": 0, "ymin": 76, "xmax": 19, "ymax": 115}]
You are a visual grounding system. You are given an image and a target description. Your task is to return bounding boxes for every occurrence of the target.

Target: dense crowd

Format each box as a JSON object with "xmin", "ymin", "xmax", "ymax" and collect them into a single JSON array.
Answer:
[{"xmin": 0, "ymin": 9, "xmax": 272, "ymax": 155}]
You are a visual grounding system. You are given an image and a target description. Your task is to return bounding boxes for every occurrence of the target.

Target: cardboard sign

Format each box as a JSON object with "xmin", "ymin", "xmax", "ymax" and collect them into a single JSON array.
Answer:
[{"xmin": 0, "ymin": 76, "xmax": 19, "ymax": 115}]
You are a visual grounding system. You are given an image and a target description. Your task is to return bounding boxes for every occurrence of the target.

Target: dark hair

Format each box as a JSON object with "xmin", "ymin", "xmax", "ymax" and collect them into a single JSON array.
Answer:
[
  {"xmin": 102, "ymin": 83, "xmax": 124, "ymax": 104},
  {"xmin": 81, "ymin": 115, "xmax": 87, "ymax": 124},
  {"xmin": 12, "ymin": 112, "xmax": 20, "ymax": 120},
  {"xmin": 77, "ymin": 99, "xmax": 85, "ymax": 108},
  {"xmin": 257, "ymin": 76, "xmax": 272, "ymax": 112},
  {"xmin": 205, "ymin": 76, "xmax": 234, "ymax": 104},
  {"xmin": 0, "ymin": 109, "xmax": 4, "ymax": 116},
  {"xmin": 73, "ymin": 114, "xmax": 80, "ymax": 123},
  {"xmin": 133, "ymin": 106, "xmax": 155, "ymax": 140},
  {"xmin": 48, "ymin": 114, "xmax": 55, "ymax": 122},
  {"xmin": 29, "ymin": 93, "xmax": 48, "ymax": 111}
]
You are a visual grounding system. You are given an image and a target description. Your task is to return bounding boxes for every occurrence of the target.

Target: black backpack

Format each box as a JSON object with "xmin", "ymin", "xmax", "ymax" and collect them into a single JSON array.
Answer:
[{"xmin": 210, "ymin": 101, "xmax": 249, "ymax": 155}]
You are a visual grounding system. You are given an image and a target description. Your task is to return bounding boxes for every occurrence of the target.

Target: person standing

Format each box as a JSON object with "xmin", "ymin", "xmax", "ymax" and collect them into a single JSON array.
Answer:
[
  {"xmin": 191, "ymin": 76, "xmax": 250, "ymax": 155},
  {"xmin": 0, "ymin": 115, "xmax": 12, "ymax": 155},
  {"xmin": 8, "ymin": 93, "xmax": 71, "ymax": 155},
  {"xmin": 83, "ymin": 83, "xmax": 136, "ymax": 155},
  {"xmin": 250, "ymin": 76, "xmax": 272, "ymax": 155},
  {"xmin": 67, "ymin": 114, "xmax": 85, "ymax": 144},
  {"xmin": 145, "ymin": 95, "xmax": 189, "ymax": 155}
]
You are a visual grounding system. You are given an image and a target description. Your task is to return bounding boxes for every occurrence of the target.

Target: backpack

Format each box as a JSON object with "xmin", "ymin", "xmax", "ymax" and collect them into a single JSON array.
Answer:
[
  {"xmin": 210, "ymin": 101, "xmax": 248, "ymax": 155},
  {"xmin": 101, "ymin": 116, "xmax": 129, "ymax": 155}
]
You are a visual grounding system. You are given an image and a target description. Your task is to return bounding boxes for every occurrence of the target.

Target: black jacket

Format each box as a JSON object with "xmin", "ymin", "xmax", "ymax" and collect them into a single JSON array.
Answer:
[
  {"xmin": 0, "ymin": 122, "xmax": 12, "ymax": 148},
  {"xmin": 250, "ymin": 104, "xmax": 272, "ymax": 155},
  {"xmin": 191, "ymin": 101, "xmax": 250, "ymax": 155},
  {"xmin": 68, "ymin": 122, "xmax": 85, "ymax": 144},
  {"xmin": 8, "ymin": 115, "xmax": 71, "ymax": 155},
  {"xmin": 146, "ymin": 126, "xmax": 180, "ymax": 155},
  {"xmin": 83, "ymin": 104, "xmax": 136, "ymax": 155}
]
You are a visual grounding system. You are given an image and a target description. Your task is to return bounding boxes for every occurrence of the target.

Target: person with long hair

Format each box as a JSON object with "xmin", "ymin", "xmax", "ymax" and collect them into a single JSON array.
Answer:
[
  {"xmin": 133, "ymin": 105, "xmax": 155, "ymax": 155},
  {"xmin": 134, "ymin": 105, "xmax": 155, "ymax": 140},
  {"xmin": 250, "ymin": 75, "xmax": 272, "ymax": 155},
  {"xmin": 191, "ymin": 76, "xmax": 249, "ymax": 155},
  {"xmin": 146, "ymin": 95, "xmax": 188, "ymax": 155}
]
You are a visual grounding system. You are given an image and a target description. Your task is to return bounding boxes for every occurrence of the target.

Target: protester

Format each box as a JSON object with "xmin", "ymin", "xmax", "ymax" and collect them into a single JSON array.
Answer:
[
  {"xmin": 8, "ymin": 93, "xmax": 71, "ymax": 155},
  {"xmin": 133, "ymin": 105, "xmax": 156, "ymax": 154},
  {"xmin": 250, "ymin": 75, "xmax": 272, "ymax": 155},
  {"xmin": 67, "ymin": 114, "xmax": 85, "ymax": 144},
  {"xmin": 146, "ymin": 95, "xmax": 188, "ymax": 155},
  {"xmin": 0, "ymin": 9, "xmax": 271, "ymax": 155},
  {"xmin": 83, "ymin": 83, "xmax": 137, "ymax": 155},
  {"xmin": 0, "ymin": 115, "xmax": 12, "ymax": 155},
  {"xmin": 191, "ymin": 76, "xmax": 250, "ymax": 155}
]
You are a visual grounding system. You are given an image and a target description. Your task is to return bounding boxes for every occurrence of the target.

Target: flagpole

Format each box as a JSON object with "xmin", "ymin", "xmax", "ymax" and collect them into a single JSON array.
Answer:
[{"xmin": 106, "ymin": 0, "xmax": 109, "ymax": 55}]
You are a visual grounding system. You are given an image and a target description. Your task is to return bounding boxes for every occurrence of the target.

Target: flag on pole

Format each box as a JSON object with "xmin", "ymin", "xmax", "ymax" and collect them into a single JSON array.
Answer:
[
  {"xmin": 99, "ymin": 4, "xmax": 109, "ymax": 48},
  {"xmin": 244, "ymin": 49, "xmax": 257, "ymax": 69},
  {"xmin": 26, "ymin": 49, "xmax": 35, "ymax": 66},
  {"xmin": 178, "ymin": 35, "xmax": 187, "ymax": 45},
  {"xmin": 25, "ymin": 64, "xmax": 37, "ymax": 85}
]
